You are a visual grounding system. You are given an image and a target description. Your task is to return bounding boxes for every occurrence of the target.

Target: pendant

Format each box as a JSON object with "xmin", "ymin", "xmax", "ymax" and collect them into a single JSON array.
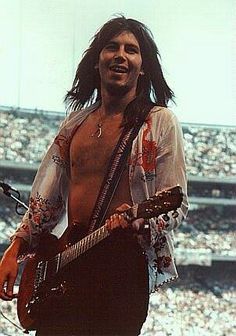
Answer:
[{"xmin": 91, "ymin": 123, "xmax": 102, "ymax": 138}]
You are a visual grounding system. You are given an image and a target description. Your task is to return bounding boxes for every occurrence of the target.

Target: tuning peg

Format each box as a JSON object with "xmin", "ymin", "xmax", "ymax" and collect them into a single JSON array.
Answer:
[
  {"xmin": 162, "ymin": 214, "xmax": 170, "ymax": 221},
  {"xmin": 172, "ymin": 210, "xmax": 179, "ymax": 218}
]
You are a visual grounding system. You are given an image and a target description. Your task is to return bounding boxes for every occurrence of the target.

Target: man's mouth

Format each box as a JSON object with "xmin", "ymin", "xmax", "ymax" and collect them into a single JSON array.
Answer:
[{"xmin": 109, "ymin": 65, "xmax": 128, "ymax": 73}]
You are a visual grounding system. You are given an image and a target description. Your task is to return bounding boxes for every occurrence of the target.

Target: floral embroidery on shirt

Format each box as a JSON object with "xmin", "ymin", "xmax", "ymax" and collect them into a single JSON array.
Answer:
[
  {"xmin": 128, "ymin": 147, "xmax": 141, "ymax": 168},
  {"xmin": 154, "ymin": 256, "xmax": 172, "ymax": 274},
  {"xmin": 153, "ymin": 235, "xmax": 167, "ymax": 251},
  {"xmin": 129, "ymin": 118, "xmax": 157, "ymax": 182},
  {"xmin": 156, "ymin": 217, "xmax": 168, "ymax": 234},
  {"xmin": 28, "ymin": 193, "xmax": 63, "ymax": 228},
  {"xmin": 141, "ymin": 119, "xmax": 157, "ymax": 173},
  {"xmin": 52, "ymin": 154, "xmax": 67, "ymax": 168},
  {"xmin": 54, "ymin": 134, "xmax": 70, "ymax": 166},
  {"xmin": 140, "ymin": 172, "xmax": 156, "ymax": 182}
]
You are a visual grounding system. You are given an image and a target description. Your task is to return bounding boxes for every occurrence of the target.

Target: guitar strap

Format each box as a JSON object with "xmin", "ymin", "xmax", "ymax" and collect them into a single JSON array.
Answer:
[{"xmin": 88, "ymin": 121, "xmax": 143, "ymax": 234}]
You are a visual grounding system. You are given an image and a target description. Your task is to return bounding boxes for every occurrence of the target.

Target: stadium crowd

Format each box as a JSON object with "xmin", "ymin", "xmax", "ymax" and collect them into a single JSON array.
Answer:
[
  {"xmin": 0, "ymin": 202, "xmax": 19, "ymax": 247},
  {"xmin": 0, "ymin": 109, "xmax": 236, "ymax": 178},
  {"xmin": 1, "ymin": 172, "xmax": 235, "ymax": 201},
  {"xmin": 188, "ymin": 184, "xmax": 235, "ymax": 199},
  {"xmin": 0, "ymin": 266, "xmax": 235, "ymax": 336},
  {"xmin": 141, "ymin": 265, "xmax": 236, "ymax": 336},
  {"xmin": 174, "ymin": 206, "xmax": 236, "ymax": 256},
  {"xmin": 0, "ymin": 108, "xmax": 236, "ymax": 335},
  {"xmin": 0, "ymin": 171, "xmax": 35, "ymax": 186},
  {"xmin": 182, "ymin": 125, "xmax": 236, "ymax": 178},
  {"xmin": 0, "ymin": 110, "xmax": 61, "ymax": 164}
]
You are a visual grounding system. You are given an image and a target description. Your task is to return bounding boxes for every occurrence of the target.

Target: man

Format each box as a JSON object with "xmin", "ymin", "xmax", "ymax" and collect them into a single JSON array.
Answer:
[{"xmin": 0, "ymin": 16, "xmax": 188, "ymax": 335}]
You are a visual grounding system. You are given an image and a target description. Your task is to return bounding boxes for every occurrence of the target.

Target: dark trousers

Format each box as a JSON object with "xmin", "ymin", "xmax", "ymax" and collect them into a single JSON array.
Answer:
[{"xmin": 36, "ymin": 231, "xmax": 149, "ymax": 335}]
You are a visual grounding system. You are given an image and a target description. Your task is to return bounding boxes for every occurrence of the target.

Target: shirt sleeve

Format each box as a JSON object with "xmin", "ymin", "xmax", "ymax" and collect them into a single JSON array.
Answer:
[
  {"xmin": 9, "ymin": 112, "xmax": 75, "ymax": 250},
  {"xmin": 153, "ymin": 111, "xmax": 188, "ymax": 235}
]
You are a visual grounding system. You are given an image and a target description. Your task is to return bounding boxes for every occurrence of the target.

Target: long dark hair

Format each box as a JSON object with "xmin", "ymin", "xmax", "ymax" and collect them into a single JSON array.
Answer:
[{"xmin": 65, "ymin": 16, "xmax": 174, "ymax": 128}]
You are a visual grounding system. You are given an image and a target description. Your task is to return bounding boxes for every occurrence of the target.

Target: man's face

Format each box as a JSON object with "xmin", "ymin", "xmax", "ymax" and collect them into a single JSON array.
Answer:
[{"xmin": 98, "ymin": 30, "xmax": 143, "ymax": 96}]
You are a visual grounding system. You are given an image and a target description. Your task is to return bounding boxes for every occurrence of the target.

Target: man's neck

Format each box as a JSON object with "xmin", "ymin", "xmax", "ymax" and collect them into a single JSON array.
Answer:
[{"xmin": 100, "ymin": 89, "xmax": 136, "ymax": 116}]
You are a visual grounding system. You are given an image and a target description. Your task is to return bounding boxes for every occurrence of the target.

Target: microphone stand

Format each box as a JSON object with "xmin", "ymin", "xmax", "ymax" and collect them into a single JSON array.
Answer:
[{"xmin": 0, "ymin": 182, "xmax": 29, "ymax": 212}]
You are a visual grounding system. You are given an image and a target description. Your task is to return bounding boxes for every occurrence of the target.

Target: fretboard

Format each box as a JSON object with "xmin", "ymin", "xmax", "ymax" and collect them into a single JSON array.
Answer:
[
  {"xmin": 59, "ymin": 223, "xmax": 110, "ymax": 270},
  {"xmin": 49, "ymin": 185, "xmax": 182, "ymax": 275}
]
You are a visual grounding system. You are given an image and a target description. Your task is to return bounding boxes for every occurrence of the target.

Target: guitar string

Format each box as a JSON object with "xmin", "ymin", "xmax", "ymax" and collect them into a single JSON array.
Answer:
[
  {"xmin": 60, "ymin": 224, "xmax": 110, "ymax": 269},
  {"xmin": 39, "ymin": 187, "xmax": 180, "ymax": 270}
]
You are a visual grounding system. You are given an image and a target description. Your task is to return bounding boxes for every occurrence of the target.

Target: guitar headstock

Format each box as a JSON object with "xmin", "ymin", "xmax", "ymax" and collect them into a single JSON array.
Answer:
[{"xmin": 136, "ymin": 186, "xmax": 183, "ymax": 219}]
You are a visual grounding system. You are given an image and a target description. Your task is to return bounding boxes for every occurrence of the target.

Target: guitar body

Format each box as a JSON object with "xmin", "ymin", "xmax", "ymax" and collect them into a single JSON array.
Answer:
[
  {"xmin": 17, "ymin": 254, "xmax": 39, "ymax": 330},
  {"xmin": 17, "ymin": 229, "xmax": 82, "ymax": 331}
]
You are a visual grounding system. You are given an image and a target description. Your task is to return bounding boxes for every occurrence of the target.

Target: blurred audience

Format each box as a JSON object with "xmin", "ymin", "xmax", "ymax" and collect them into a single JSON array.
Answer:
[
  {"xmin": 0, "ymin": 110, "xmax": 61, "ymax": 164},
  {"xmin": 174, "ymin": 206, "xmax": 236, "ymax": 255},
  {"xmin": 0, "ymin": 108, "xmax": 235, "ymax": 335},
  {"xmin": 182, "ymin": 125, "xmax": 236, "ymax": 178},
  {"xmin": 0, "ymin": 200, "xmax": 235, "ymax": 256},
  {"xmin": 188, "ymin": 184, "xmax": 235, "ymax": 199},
  {"xmin": 1, "ymin": 109, "xmax": 236, "ymax": 178}
]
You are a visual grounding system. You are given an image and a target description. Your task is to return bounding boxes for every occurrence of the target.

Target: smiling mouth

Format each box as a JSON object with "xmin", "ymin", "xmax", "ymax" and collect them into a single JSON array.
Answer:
[{"xmin": 109, "ymin": 65, "xmax": 128, "ymax": 73}]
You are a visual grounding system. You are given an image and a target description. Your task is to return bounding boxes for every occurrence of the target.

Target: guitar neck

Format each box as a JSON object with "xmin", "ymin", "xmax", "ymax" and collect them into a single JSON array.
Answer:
[
  {"xmin": 52, "ymin": 185, "xmax": 183, "ymax": 273},
  {"xmin": 59, "ymin": 223, "xmax": 110, "ymax": 270}
]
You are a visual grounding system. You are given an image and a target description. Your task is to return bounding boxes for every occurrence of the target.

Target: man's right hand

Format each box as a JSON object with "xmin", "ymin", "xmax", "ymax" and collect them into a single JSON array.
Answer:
[
  {"xmin": 0, "ymin": 252, "xmax": 18, "ymax": 300},
  {"xmin": 0, "ymin": 240, "xmax": 21, "ymax": 301}
]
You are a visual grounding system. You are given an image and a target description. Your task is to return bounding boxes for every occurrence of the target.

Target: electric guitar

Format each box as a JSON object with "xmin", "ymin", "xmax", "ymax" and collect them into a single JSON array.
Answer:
[{"xmin": 17, "ymin": 185, "xmax": 183, "ymax": 330}]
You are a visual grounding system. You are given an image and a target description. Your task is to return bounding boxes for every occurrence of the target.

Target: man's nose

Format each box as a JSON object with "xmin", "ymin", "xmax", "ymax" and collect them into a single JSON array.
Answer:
[{"xmin": 114, "ymin": 48, "xmax": 126, "ymax": 61}]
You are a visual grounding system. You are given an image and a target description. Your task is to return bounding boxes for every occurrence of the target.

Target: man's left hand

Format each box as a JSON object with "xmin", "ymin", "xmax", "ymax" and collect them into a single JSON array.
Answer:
[{"xmin": 105, "ymin": 204, "xmax": 144, "ymax": 232}]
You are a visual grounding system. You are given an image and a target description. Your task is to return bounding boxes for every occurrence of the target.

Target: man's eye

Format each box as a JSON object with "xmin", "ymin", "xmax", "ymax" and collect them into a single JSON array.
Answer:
[
  {"xmin": 105, "ymin": 44, "xmax": 117, "ymax": 51},
  {"xmin": 126, "ymin": 47, "xmax": 139, "ymax": 54}
]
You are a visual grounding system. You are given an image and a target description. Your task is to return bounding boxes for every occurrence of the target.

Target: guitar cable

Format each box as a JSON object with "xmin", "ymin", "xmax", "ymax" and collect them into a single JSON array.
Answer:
[{"xmin": 0, "ymin": 308, "xmax": 28, "ymax": 334}]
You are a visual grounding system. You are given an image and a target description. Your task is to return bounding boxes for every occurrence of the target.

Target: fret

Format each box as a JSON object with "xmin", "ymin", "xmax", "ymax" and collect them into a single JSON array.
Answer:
[
  {"xmin": 58, "ymin": 224, "xmax": 110, "ymax": 270},
  {"xmin": 60, "ymin": 253, "xmax": 66, "ymax": 269},
  {"xmin": 85, "ymin": 235, "xmax": 90, "ymax": 250},
  {"xmin": 78, "ymin": 242, "xmax": 82, "ymax": 254},
  {"xmin": 86, "ymin": 234, "xmax": 92, "ymax": 250},
  {"xmin": 71, "ymin": 244, "xmax": 76, "ymax": 261},
  {"xmin": 80, "ymin": 239, "xmax": 86, "ymax": 254},
  {"xmin": 75, "ymin": 244, "xmax": 79, "ymax": 261},
  {"xmin": 94, "ymin": 229, "xmax": 99, "ymax": 241},
  {"xmin": 60, "ymin": 254, "xmax": 64, "ymax": 268}
]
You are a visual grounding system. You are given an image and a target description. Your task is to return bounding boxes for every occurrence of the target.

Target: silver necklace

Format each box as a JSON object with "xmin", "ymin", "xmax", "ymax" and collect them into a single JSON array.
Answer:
[
  {"xmin": 91, "ymin": 109, "xmax": 122, "ymax": 138},
  {"xmin": 91, "ymin": 121, "xmax": 102, "ymax": 138},
  {"xmin": 91, "ymin": 108, "xmax": 104, "ymax": 138}
]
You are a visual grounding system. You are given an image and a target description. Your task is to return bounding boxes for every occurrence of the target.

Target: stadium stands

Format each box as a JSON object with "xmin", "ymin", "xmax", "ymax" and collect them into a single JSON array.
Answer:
[
  {"xmin": 0, "ymin": 109, "xmax": 236, "ymax": 178},
  {"xmin": 182, "ymin": 124, "xmax": 236, "ymax": 178},
  {"xmin": 1, "ymin": 199, "xmax": 235, "ymax": 258},
  {"xmin": 0, "ymin": 107, "xmax": 235, "ymax": 336}
]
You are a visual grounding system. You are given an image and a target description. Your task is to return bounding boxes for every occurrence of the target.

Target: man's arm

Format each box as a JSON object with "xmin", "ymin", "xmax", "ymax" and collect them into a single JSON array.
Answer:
[{"xmin": 0, "ymin": 237, "xmax": 28, "ymax": 300}]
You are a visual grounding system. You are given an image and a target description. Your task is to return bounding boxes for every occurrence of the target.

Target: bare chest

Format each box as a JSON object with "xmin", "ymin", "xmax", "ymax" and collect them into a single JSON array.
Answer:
[{"xmin": 70, "ymin": 114, "xmax": 123, "ymax": 180}]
